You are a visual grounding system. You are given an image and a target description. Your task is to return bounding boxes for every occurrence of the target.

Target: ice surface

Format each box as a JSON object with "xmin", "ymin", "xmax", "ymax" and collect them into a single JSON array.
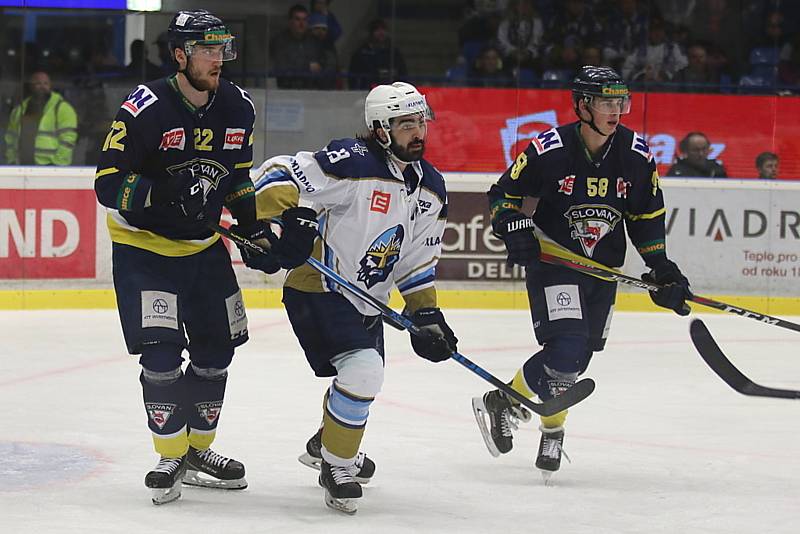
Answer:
[{"xmin": 1, "ymin": 309, "xmax": 798, "ymax": 533}]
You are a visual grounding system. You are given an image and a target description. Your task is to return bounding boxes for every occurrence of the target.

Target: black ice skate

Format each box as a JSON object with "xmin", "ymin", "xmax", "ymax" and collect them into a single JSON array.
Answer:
[
  {"xmin": 319, "ymin": 460, "xmax": 363, "ymax": 515},
  {"xmin": 536, "ymin": 426, "xmax": 569, "ymax": 485},
  {"xmin": 472, "ymin": 389, "xmax": 532, "ymax": 457},
  {"xmin": 298, "ymin": 429, "xmax": 376, "ymax": 484},
  {"xmin": 183, "ymin": 447, "xmax": 247, "ymax": 490},
  {"xmin": 145, "ymin": 456, "xmax": 187, "ymax": 505}
]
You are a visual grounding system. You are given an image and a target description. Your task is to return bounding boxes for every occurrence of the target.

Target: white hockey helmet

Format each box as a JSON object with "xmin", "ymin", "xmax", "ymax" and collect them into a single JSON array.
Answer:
[{"xmin": 364, "ymin": 81, "xmax": 433, "ymax": 135}]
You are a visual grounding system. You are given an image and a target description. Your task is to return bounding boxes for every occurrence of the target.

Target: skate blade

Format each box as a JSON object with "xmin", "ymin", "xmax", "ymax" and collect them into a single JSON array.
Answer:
[
  {"xmin": 471, "ymin": 397, "xmax": 501, "ymax": 458},
  {"xmin": 182, "ymin": 469, "xmax": 248, "ymax": 490},
  {"xmin": 324, "ymin": 490, "xmax": 358, "ymax": 515},
  {"xmin": 298, "ymin": 452, "xmax": 322, "ymax": 471},
  {"xmin": 151, "ymin": 485, "xmax": 182, "ymax": 505},
  {"xmin": 539, "ymin": 470, "xmax": 555, "ymax": 486}
]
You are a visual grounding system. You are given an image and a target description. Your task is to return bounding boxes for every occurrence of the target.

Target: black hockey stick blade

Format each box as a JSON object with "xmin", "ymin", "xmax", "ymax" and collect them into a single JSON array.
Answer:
[
  {"xmin": 210, "ymin": 221, "xmax": 595, "ymax": 416},
  {"xmin": 689, "ymin": 319, "xmax": 800, "ymax": 399}
]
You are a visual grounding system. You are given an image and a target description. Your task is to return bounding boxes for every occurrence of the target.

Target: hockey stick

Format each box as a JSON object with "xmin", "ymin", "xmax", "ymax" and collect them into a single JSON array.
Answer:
[
  {"xmin": 209, "ymin": 221, "xmax": 595, "ymax": 417},
  {"xmin": 538, "ymin": 241, "xmax": 800, "ymax": 334},
  {"xmin": 689, "ymin": 319, "xmax": 800, "ymax": 399}
]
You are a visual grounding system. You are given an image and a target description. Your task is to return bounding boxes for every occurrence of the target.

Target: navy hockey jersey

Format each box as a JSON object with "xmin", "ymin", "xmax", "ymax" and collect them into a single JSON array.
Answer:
[
  {"xmin": 94, "ymin": 75, "xmax": 256, "ymax": 256},
  {"xmin": 489, "ymin": 122, "xmax": 667, "ymax": 268}
]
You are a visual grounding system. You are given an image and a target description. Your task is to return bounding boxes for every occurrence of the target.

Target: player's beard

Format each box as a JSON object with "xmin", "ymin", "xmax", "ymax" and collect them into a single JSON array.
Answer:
[
  {"xmin": 184, "ymin": 60, "xmax": 219, "ymax": 92},
  {"xmin": 390, "ymin": 138, "xmax": 425, "ymax": 162}
]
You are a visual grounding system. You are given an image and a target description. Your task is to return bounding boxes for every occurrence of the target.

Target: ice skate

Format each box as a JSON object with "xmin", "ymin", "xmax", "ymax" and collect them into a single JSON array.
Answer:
[
  {"xmin": 536, "ymin": 426, "xmax": 569, "ymax": 485},
  {"xmin": 145, "ymin": 456, "xmax": 186, "ymax": 505},
  {"xmin": 472, "ymin": 389, "xmax": 532, "ymax": 457},
  {"xmin": 319, "ymin": 460, "xmax": 362, "ymax": 515},
  {"xmin": 183, "ymin": 447, "xmax": 247, "ymax": 490},
  {"xmin": 298, "ymin": 429, "xmax": 376, "ymax": 484}
]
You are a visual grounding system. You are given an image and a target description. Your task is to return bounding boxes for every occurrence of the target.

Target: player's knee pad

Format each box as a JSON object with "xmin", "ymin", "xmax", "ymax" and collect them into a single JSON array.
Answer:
[
  {"xmin": 188, "ymin": 362, "xmax": 228, "ymax": 381},
  {"xmin": 139, "ymin": 342, "xmax": 184, "ymax": 375},
  {"xmin": 542, "ymin": 335, "xmax": 590, "ymax": 374},
  {"xmin": 326, "ymin": 348, "xmax": 383, "ymax": 428},
  {"xmin": 189, "ymin": 344, "xmax": 234, "ymax": 372}
]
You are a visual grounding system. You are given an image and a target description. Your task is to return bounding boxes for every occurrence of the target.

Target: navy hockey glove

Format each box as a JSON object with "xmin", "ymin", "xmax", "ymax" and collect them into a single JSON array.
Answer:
[
  {"xmin": 409, "ymin": 308, "xmax": 458, "ymax": 363},
  {"xmin": 271, "ymin": 207, "xmax": 318, "ymax": 269},
  {"xmin": 642, "ymin": 259, "xmax": 692, "ymax": 316},
  {"xmin": 230, "ymin": 221, "xmax": 282, "ymax": 274},
  {"xmin": 493, "ymin": 211, "xmax": 540, "ymax": 267},
  {"xmin": 151, "ymin": 167, "xmax": 205, "ymax": 220}
]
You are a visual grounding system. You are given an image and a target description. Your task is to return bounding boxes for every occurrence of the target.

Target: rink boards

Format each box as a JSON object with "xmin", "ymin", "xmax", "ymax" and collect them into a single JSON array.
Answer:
[{"xmin": 1, "ymin": 167, "xmax": 799, "ymax": 313}]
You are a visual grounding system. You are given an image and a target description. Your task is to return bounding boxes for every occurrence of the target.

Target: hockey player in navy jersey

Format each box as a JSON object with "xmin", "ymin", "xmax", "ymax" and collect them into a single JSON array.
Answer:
[
  {"xmin": 233, "ymin": 82, "xmax": 457, "ymax": 513},
  {"xmin": 472, "ymin": 66, "xmax": 692, "ymax": 481},
  {"xmin": 94, "ymin": 10, "xmax": 282, "ymax": 504}
]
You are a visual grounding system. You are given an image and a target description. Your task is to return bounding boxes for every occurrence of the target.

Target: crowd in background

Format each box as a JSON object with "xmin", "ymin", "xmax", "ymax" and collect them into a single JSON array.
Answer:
[{"xmin": 0, "ymin": 0, "xmax": 796, "ymax": 173}]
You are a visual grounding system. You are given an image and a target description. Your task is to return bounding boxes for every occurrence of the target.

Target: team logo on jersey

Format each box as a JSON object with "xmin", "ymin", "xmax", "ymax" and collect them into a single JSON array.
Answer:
[
  {"xmin": 531, "ymin": 128, "xmax": 563, "ymax": 155},
  {"xmin": 195, "ymin": 401, "xmax": 223, "ymax": 426},
  {"xmin": 351, "ymin": 143, "xmax": 368, "ymax": 156},
  {"xmin": 357, "ymin": 225, "xmax": 404, "ymax": 288},
  {"xmin": 159, "ymin": 128, "xmax": 185, "ymax": 151},
  {"xmin": 167, "ymin": 158, "xmax": 230, "ymax": 200},
  {"xmin": 564, "ymin": 204, "xmax": 622, "ymax": 257},
  {"xmin": 370, "ymin": 190, "xmax": 391, "ymax": 214},
  {"xmin": 558, "ymin": 175, "xmax": 576, "ymax": 195},
  {"xmin": 145, "ymin": 403, "xmax": 176, "ymax": 430},
  {"xmin": 121, "ymin": 85, "xmax": 158, "ymax": 117},
  {"xmin": 223, "ymin": 128, "xmax": 246, "ymax": 150}
]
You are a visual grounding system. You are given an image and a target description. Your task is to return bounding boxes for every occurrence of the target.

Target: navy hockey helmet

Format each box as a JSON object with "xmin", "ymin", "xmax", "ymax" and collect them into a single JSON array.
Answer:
[
  {"xmin": 167, "ymin": 10, "xmax": 237, "ymax": 61},
  {"xmin": 571, "ymin": 65, "xmax": 631, "ymax": 114}
]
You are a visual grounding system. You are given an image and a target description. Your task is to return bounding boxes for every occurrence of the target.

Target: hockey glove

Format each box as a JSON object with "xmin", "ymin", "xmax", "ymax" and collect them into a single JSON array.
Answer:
[
  {"xmin": 271, "ymin": 207, "xmax": 318, "ymax": 269},
  {"xmin": 409, "ymin": 307, "xmax": 458, "ymax": 363},
  {"xmin": 151, "ymin": 167, "xmax": 205, "ymax": 220},
  {"xmin": 642, "ymin": 259, "xmax": 692, "ymax": 316},
  {"xmin": 493, "ymin": 211, "xmax": 540, "ymax": 267},
  {"xmin": 229, "ymin": 221, "xmax": 282, "ymax": 274}
]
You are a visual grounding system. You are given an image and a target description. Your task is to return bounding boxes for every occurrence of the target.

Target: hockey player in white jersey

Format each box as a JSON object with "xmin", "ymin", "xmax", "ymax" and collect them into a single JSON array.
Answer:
[{"xmin": 233, "ymin": 82, "xmax": 457, "ymax": 514}]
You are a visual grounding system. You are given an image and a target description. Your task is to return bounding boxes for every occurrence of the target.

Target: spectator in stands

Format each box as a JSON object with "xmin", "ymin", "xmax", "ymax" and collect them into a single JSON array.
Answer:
[
  {"xmin": 672, "ymin": 42, "xmax": 721, "ymax": 92},
  {"xmin": 123, "ymin": 39, "xmax": 161, "ymax": 82},
  {"xmin": 469, "ymin": 45, "xmax": 512, "ymax": 87},
  {"xmin": 309, "ymin": 13, "xmax": 338, "ymax": 89},
  {"xmin": 656, "ymin": 0, "xmax": 697, "ymax": 28},
  {"xmin": 690, "ymin": 0, "xmax": 745, "ymax": 75},
  {"xmin": 580, "ymin": 45, "xmax": 602, "ymax": 70},
  {"xmin": 545, "ymin": 0, "xmax": 602, "ymax": 57},
  {"xmin": 779, "ymin": 34, "xmax": 800, "ymax": 88},
  {"xmin": 602, "ymin": 0, "xmax": 649, "ymax": 73},
  {"xmin": 154, "ymin": 32, "xmax": 176, "ymax": 76},
  {"xmin": 623, "ymin": 17, "xmax": 687, "ymax": 84},
  {"xmin": 4, "ymin": 71, "xmax": 78, "ymax": 166},
  {"xmin": 310, "ymin": 0, "xmax": 342, "ymax": 45},
  {"xmin": 458, "ymin": 0, "xmax": 506, "ymax": 49},
  {"xmin": 667, "ymin": 132, "xmax": 727, "ymax": 177},
  {"xmin": 755, "ymin": 151, "xmax": 779, "ymax": 179},
  {"xmin": 496, "ymin": 0, "xmax": 544, "ymax": 72},
  {"xmin": 348, "ymin": 19, "xmax": 407, "ymax": 90},
  {"xmin": 270, "ymin": 4, "xmax": 324, "ymax": 89}
]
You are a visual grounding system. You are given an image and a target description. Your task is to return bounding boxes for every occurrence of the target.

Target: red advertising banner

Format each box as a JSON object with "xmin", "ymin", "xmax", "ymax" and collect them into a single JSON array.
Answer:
[
  {"xmin": 422, "ymin": 88, "xmax": 800, "ymax": 180},
  {"xmin": 0, "ymin": 189, "xmax": 97, "ymax": 279}
]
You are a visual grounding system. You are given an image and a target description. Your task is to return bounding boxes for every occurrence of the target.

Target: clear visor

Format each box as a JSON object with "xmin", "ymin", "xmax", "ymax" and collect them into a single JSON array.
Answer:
[
  {"xmin": 587, "ymin": 95, "xmax": 631, "ymax": 114},
  {"xmin": 390, "ymin": 112, "xmax": 430, "ymax": 132},
  {"xmin": 185, "ymin": 39, "xmax": 237, "ymax": 61}
]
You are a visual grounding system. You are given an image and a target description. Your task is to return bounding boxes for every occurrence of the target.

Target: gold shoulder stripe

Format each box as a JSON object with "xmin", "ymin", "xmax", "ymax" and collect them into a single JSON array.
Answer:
[
  {"xmin": 95, "ymin": 167, "xmax": 119, "ymax": 179},
  {"xmin": 235, "ymin": 160, "xmax": 253, "ymax": 169},
  {"xmin": 626, "ymin": 207, "xmax": 666, "ymax": 221}
]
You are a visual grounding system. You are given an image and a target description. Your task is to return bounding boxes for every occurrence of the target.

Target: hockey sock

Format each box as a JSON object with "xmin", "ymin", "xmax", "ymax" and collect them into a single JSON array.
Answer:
[
  {"xmin": 141, "ymin": 368, "xmax": 189, "ymax": 458},
  {"xmin": 321, "ymin": 381, "xmax": 373, "ymax": 466},
  {"xmin": 183, "ymin": 363, "xmax": 227, "ymax": 451}
]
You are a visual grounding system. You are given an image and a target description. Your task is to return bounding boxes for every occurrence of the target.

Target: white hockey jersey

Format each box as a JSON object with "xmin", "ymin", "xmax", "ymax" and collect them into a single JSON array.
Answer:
[{"xmin": 251, "ymin": 137, "xmax": 448, "ymax": 316}]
